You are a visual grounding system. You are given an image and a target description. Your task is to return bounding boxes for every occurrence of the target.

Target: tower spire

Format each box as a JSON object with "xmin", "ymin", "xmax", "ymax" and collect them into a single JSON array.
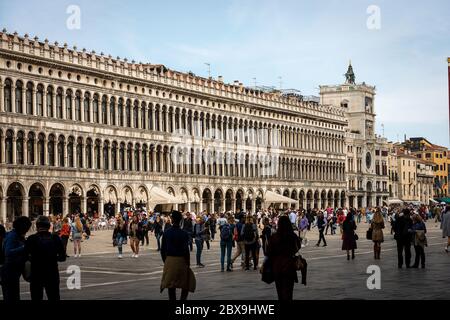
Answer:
[{"xmin": 345, "ymin": 61, "xmax": 355, "ymax": 85}]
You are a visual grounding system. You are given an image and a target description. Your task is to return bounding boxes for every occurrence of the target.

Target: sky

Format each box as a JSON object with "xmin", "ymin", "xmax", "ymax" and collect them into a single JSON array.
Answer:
[{"xmin": 1, "ymin": 0, "xmax": 449, "ymax": 147}]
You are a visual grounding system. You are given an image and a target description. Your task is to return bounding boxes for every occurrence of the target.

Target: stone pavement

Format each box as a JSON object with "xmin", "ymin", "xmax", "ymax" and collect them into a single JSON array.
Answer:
[{"xmin": 3, "ymin": 220, "xmax": 449, "ymax": 300}]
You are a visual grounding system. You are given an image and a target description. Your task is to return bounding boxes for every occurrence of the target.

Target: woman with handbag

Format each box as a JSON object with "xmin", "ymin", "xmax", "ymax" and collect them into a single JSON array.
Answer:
[
  {"xmin": 342, "ymin": 211, "xmax": 357, "ymax": 260},
  {"xmin": 266, "ymin": 215, "xmax": 301, "ymax": 301},
  {"xmin": 370, "ymin": 210, "xmax": 385, "ymax": 259}
]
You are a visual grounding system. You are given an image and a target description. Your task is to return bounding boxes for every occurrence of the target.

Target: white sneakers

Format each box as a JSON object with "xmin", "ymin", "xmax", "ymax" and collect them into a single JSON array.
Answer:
[
  {"xmin": 118, "ymin": 254, "xmax": 123, "ymax": 259},
  {"xmin": 131, "ymin": 253, "xmax": 139, "ymax": 258},
  {"xmin": 73, "ymin": 254, "xmax": 81, "ymax": 258}
]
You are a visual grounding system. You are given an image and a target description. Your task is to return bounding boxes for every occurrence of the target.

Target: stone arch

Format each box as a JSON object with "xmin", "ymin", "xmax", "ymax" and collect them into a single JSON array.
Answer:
[
  {"xmin": 49, "ymin": 182, "xmax": 65, "ymax": 216},
  {"xmin": 135, "ymin": 185, "xmax": 149, "ymax": 209},
  {"xmin": 68, "ymin": 183, "xmax": 83, "ymax": 215},
  {"xmin": 191, "ymin": 187, "xmax": 201, "ymax": 212},
  {"xmin": 104, "ymin": 185, "xmax": 119, "ymax": 217},
  {"xmin": 121, "ymin": 186, "xmax": 134, "ymax": 210}
]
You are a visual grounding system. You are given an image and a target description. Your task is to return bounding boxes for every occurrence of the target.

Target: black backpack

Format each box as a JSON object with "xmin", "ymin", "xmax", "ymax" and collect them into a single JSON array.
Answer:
[
  {"xmin": 220, "ymin": 224, "xmax": 232, "ymax": 241},
  {"xmin": 243, "ymin": 224, "xmax": 255, "ymax": 242}
]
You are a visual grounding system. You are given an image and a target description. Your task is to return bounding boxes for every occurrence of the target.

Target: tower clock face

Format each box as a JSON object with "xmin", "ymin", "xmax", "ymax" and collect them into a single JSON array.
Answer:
[{"xmin": 366, "ymin": 152, "xmax": 372, "ymax": 169}]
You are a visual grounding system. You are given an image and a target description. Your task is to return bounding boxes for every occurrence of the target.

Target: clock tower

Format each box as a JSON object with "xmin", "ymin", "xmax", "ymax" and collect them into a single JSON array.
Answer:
[{"xmin": 319, "ymin": 62, "xmax": 389, "ymax": 209}]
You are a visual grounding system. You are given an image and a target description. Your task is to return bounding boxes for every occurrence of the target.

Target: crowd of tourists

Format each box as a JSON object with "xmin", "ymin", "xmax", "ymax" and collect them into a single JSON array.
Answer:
[{"xmin": 1, "ymin": 203, "xmax": 449, "ymax": 301}]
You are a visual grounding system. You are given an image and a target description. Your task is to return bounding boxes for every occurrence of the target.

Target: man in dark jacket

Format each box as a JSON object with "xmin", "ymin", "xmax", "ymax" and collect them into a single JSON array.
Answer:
[
  {"xmin": 393, "ymin": 209, "xmax": 413, "ymax": 268},
  {"xmin": 181, "ymin": 214, "xmax": 194, "ymax": 252},
  {"xmin": 316, "ymin": 213, "xmax": 327, "ymax": 247},
  {"xmin": 1, "ymin": 216, "xmax": 32, "ymax": 301},
  {"xmin": 25, "ymin": 215, "xmax": 66, "ymax": 300}
]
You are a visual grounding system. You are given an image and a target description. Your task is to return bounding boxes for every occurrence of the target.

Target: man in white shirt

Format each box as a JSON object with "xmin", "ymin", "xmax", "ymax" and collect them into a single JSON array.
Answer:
[{"xmin": 289, "ymin": 210, "xmax": 297, "ymax": 226}]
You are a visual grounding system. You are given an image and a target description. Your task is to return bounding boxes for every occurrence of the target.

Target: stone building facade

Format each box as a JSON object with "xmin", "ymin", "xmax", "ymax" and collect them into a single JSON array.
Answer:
[
  {"xmin": 320, "ymin": 63, "xmax": 389, "ymax": 208},
  {"xmin": 0, "ymin": 31, "xmax": 347, "ymax": 223}
]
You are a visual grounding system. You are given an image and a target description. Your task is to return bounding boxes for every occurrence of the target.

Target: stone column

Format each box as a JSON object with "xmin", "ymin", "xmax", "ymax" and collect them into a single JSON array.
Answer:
[
  {"xmin": 187, "ymin": 202, "xmax": 191, "ymax": 213},
  {"xmin": 61, "ymin": 91, "xmax": 66, "ymax": 119},
  {"xmin": 209, "ymin": 198, "xmax": 214, "ymax": 214},
  {"xmin": 251, "ymin": 198, "xmax": 256, "ymax": 214},
  {"xmin": 221, "ymin": 198, "xmax": 226, "ymax": 213},
  {"xmin": 199, "ymin": 201, "xmax": 203, "ymax": 213},
  {"xmin": 115, "ymin": 201, "xmax": 120, "ymax": 216},
  {"xmin": 63, "ymin": 197, "xmax": 69, "ymax": 216},
  {"xmin": 23, "ymin": 137, "xmax": 28, "ymax": 165},
  {"xmin": 71, "ymin": 96, "xmax": 75, "ymax": 121},
  {"xmin": 12, "ymin": 137, "xmax": 16, "ymax": 164},
  {"xmin": 171, "ymin": 110, "xmax": 176, "ymax": 133},
  {"xmin": 0, "ymin": 197, "xmax": 6, "ymax": 224},
  {"xmin": 151, "ymin": 108, "xmax": 156, "ymax": 131},
  {"xmin": 0, "ymin": 81, "xmax": 3, "ymax": 112},
  {"xmin": 22, "ymin": 197, "xmax": 29, "ymax": 217},
  {"xmin": 21, "ymin": 88, "xmax": 26, "ymax": 115},
  {"xmin": 233, "ymin": 198, "xmax": 238, "ymax": 213},
  {"xmin": 52, "ymin": 93, "xmax": 56, "ymax": 118},
  {"xmin": 11, "ymin": 80, "xmax": 15, "ymax": 113},
  {"xmin": 81, "ymin": 197, "xmax": 87, "ymax": 215},
  {"xmin": 89, "ymin": 98, "xmax": 94, "ymax": 123},
  {"xmin": 99, "ymin": 197, "xmax": 104, "ymax": 216},
  {"xmin": 43, "ymin": 198, "xmax": 50, "ymax": 216}
]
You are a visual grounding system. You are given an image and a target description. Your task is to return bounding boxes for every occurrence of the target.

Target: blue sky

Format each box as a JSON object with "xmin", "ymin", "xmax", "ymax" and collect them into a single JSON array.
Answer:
[{"xmin": 1, "ymin": 0, "xmax": 449, "ymax": 147}]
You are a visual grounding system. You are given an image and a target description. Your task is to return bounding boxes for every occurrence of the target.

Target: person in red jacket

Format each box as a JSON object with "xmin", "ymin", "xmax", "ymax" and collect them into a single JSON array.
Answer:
[
  {"xmin": 59, "ymin": 217, "xmax": 71, "ymax": 257},
  {"xmin": 338, "ymin": 212, "xmax": 346, "ymax": 235}
]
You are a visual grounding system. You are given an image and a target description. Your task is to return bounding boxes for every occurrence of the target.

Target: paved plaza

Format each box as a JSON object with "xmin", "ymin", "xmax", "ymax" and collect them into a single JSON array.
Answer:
[{"xmin": 3, "ymin": 221, "xmax": 449, "ymax": 300}]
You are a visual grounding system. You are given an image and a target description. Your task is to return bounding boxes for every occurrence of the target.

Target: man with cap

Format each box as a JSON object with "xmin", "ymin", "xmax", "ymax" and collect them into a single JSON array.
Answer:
[{"xmin": 25, "ymin": 215, "xmax": 66, "ymax": 300}]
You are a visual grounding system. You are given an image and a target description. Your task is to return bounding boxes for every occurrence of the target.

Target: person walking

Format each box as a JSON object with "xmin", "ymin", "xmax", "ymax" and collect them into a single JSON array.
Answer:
[
  {"xmin": 298, "ymin": 214, "xmax": 309, "ymax": 247},
  {"xmin": 141, "ymin": 214, "xmax": 150, "ymax": 247},
  {"xmin": 231, "ymin": 215, "xmax": 246, "ymax": 268},
  {"xmin": 112, "ymin": 215, "xmax": 128, "ymax": 259},
  {"xmin": 266, "ymin": 215, "xmax": 301, "ymax": 301},
  {"xmin": 441, "ymin": 206, "xmax": 450, "ymax": 252},
  {"xmin": 241, "ymin": 215, "xmax": 259, "ymax": 270},
  {"xmin": 411, "ymin": 214, "xmax": 427, "ymax": 268},
  {"xmin": 129, "ymin": 215, "xmax": 143, "ymax": 258},
  {"xmin": 371, "ymin": 210, "xmax": 385, "ymax": 259},
  {"xmin": 204, "ymin": 216, "xmax": 212, "ymax": 250},
  {"xmin": 316, "ymin": 212, "xmax": 327, "ymax": 247},
  {"xmin": 219, "ymin": 216, "xmax": 235, "ymax": 272},
  {"xmin": 1, "ymin": 217, "xmax": 32, "ymax": 301},
  {"xmin": 342, "ymin": 212, "xmax": 357, "ymax": 260},
  {"xmin": 160, "ymin": 211, "xmax": 195, "ymax": 300},
  {"xmin": 24, "ymin": 216, "xmax": 66, "ymax": 301},
  {"xmin": 153, "ymin": 215, "xmax": 164, "ymax": 251},
  {"xmin": 193, "ymin": 217, "xmax": 206, "ymax": 267},
  {"xmin": 182, "ymin": 214, "xmax": 194, "ymax": 252},
  {"xmin": 261, "ymin": 217, "xmax": 272, "ymax": 255},
  {"xmin": 393, "ymin": 209, "xmax": 413, "ymax": 268},
  {"xmin": 209, "ymin": 214, "xmax": 217, "ymax": 241},
  {"xmin": 59, "ymin": 217, "xmax": 71, "ymax": 257},
  {"xmin": 71, "ymin": 216, "xmax": 83, "ymax": 258}
]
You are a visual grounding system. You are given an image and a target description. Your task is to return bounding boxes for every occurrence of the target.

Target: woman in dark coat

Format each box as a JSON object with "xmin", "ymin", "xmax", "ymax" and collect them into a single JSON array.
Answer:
[
  {"xmin": 342, "ymin": 212, "xmax": 357, "ymax": 260},
  {"xmin": 266, "ymin": 216, "xmax": 301, "ymax": 301}
]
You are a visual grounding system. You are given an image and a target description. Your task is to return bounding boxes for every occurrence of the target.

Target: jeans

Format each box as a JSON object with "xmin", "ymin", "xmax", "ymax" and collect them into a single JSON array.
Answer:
[
  {"xmin": 156, "ymin": 233, "xmax": 162, "ymax": 251},
  {"xmin": 396, "ymin": 239, "xmax": 411, "ymax": 267},
  {"xmin": 244, "ymin": 242, "xmax": 257, "ymax": 270},
  {"xmin": 141, "ymin": 230, "xmax": 149, "ymax": 246},
  {"xmin": 413, "ymin": 245, "xmax": 425, "ymax": 267},
  {"xmin": 116, "ymin": 235, "xmax": 124, "ymax": 254},
  {"xmin": 317, "ymin": 229, "xmax": 327, "ymax": 245},
  {"xmin": 195, "ymin": 239, "xmax": 204, "ymax": 265},
  {"xmin": 220, "ymin": 241, "xmax": 233, "ymax": 270}
]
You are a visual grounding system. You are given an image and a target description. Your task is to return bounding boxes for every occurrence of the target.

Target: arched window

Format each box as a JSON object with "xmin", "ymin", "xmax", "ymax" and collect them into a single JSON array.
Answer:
[
  {"xmin": 5, "ymin": 130, "xmax": 13, "ymax": 164},
  {"xmin": 38, "ymin": 133, "xmax": 45, "ymax": 165},
  {"xmin": 110, "ymin": 97, "xmax": 116, "ymax": 126},
  {"xmin": 66, "ymin": 89, "xmax": 73, "ymax": 120},
  {"xmin": 141, "ymin": 103, "xmax": 146, "ymax": 129},
  {"xmin": 46, "ymin": 86, "xmax": 54, "ymax": 117},
  {"xmin": 134, "ymin": 144, "xmax": 140, "ymax": 171},
  {"xmin": 126, "ymin": 100, "xmax": 131, "ymax": 127},
  {"xmin": 58, "ymin": 136, "xmax": 65, "ymax": 167},
  {"xmin": 15, "ymin": 80, "xmax": 23, "ymax": 113},
  {"xmin": 118, "ymin": 98, "xmax": 124, "ymax": 126},
  {"xmin": 111, "ymin": 142, "xmax": 118, "ymax": 170},
  {"xmin": 149, "ymin": 145, "xmax": 155, "ymax": 172},
  {"xmin": 102, "ymin": 95, "xmax": 108, "ymax": 124},
  {"xmin": 133, "ymin": 103, "xmax": 139, "ymax": 128},
  {"xmin": 75, "ymin": 91, "xmax": 81, "ymax": 121},
  {"xmin": 56, "ymin": 87, "xmax": 63, "ymax": 119},
  {"xmin": 148, "ymin": 105, "xmax": 153, "ymax": 130},
  {"xmin": 27, "ymin": 132, "xmax": 35, "ymax": 165},
  {"xmin": 48, "ymin": 134, "xmax": 55, "ymax": 166},
  {"xmin": 16, "ymin": 131, "xmax": 24, "ymax": 164},
  {"xmin": 103, "ymin": 141, "xmax": 109, "ymax": 170},
  {"xmin": 26, "ymin": 82, "xmax": 33, "ymax": 115},
  {"xmin": 36, "ymin": 84, "xmax": 44, "ymax": 116},
  {"xmin": 95, "ymin": 140, "xmax": 101, "ymax": 169},
  {"xmin": 67, "ymin": 136, "xmax": 74, "ymax": 167},
  {"xmin": 76, "ymin": 138, "xmax": 83, "ymax": 168},
  {"xmin": 93, "ymin": 94, "xmax": 99, "ymax": 123},
  {"xmin": 155, "ymin": 106, "xmax": 160, "ymax": 131},
  {"xmin": 127, "ymin": 143, "xmax": 133, "ymax": 170},
  {"xmin": 142, "ymin": 145, "xmax": 148, "ymax": 172},
  {"xmin": 4, "ymin": 79, "xmax": 12, "ymax": 112},
  {"xmin": 84, "ymin": 92, "xmax": 91, "ymax": 122},
  {"xmin": 86, "ymin": 138, "xmax": 92, "ymax": 169},
  {"xmin": 119, "ymin": 143, "xmax": 125, "ymax": 170}
]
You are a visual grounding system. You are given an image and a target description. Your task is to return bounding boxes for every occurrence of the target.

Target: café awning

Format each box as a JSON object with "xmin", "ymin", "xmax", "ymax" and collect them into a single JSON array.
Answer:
[
  {"xmin": 148, "ymin": 186, "xmax": 183, "ymax": 209},
  {"xmin": 383, "ymin": 199, "xmax": 403, "ymax": 205},
  {"xmin": 264, "ymin": 191, "xmax": 298, "ymax": 204}
]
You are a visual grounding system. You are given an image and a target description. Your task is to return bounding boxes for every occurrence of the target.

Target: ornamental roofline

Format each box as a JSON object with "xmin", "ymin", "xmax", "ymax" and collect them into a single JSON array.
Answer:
[{"xmin": 0, "ymin": 29, "xmax": 347, "ymax": 120}]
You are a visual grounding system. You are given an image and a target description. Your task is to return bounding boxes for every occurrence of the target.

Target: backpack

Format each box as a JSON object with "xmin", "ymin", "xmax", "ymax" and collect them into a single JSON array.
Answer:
[
  {"xmin": 220, "ymin": 224, "xmax": 232, "ymax": 241},
  {"xmin": 243, "ymin": 224, "xmax": 255, "ymax": 242}
]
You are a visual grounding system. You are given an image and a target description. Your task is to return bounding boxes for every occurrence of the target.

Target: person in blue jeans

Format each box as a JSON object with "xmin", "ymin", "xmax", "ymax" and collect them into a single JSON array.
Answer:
[
  {"xmin": 219, "ymin": 216, "xmax": 235, "ymax": 272},
  {"xmin": 193, "ymin": 217, "xmax": 206, "ymax": 267},
  {"xmin": 113, "ymin": 216, "xmax": 128, "ymax": 259}
]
